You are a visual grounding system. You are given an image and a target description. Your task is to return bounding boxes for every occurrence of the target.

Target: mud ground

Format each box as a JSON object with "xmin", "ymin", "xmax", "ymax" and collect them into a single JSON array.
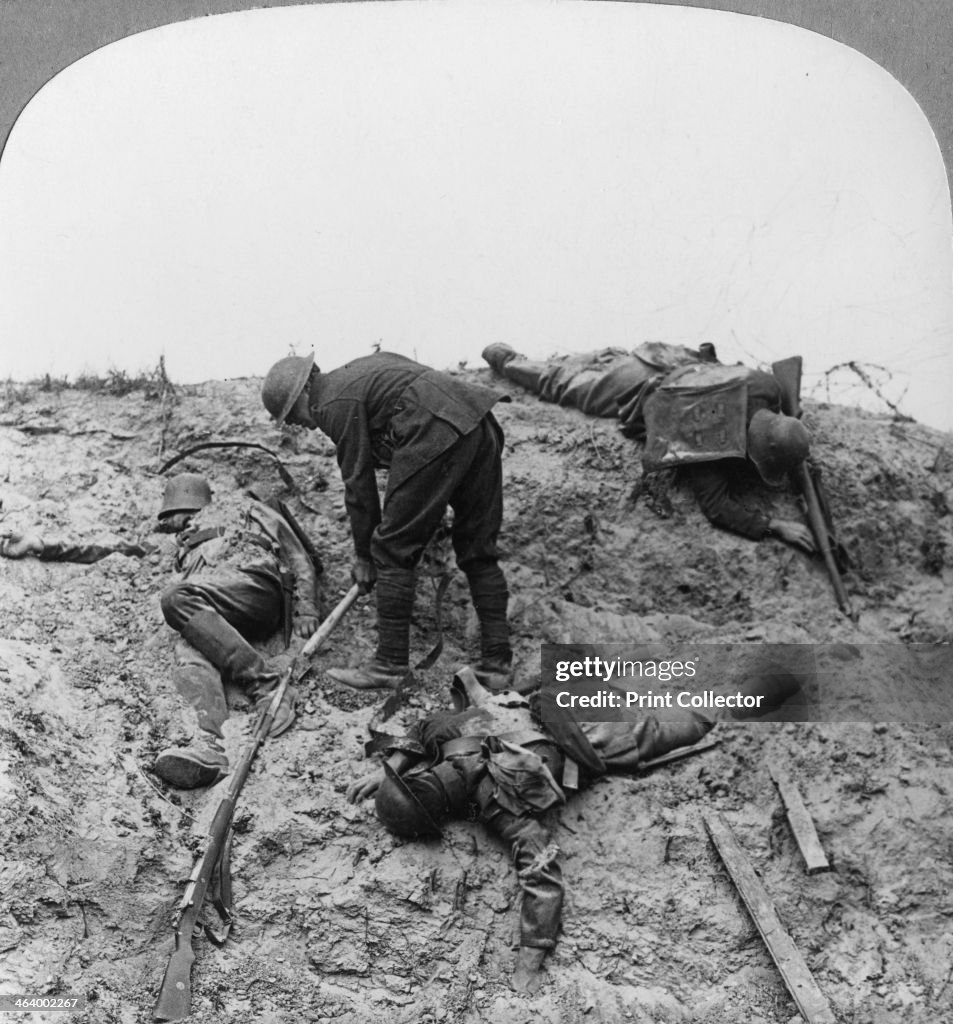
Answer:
[{"xmin": 1, "ymin": 367, "xmax": 952, "ymax": 1024}]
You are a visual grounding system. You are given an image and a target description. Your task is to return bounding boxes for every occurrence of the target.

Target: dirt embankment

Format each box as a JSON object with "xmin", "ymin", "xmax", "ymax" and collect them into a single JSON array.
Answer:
[{"xmin": 1, "ymin": 371, "xmax": 952, "ymax": 1024}]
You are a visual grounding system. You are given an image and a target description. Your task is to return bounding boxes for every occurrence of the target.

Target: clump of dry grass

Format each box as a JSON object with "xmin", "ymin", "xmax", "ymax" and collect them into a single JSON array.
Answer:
[{"xmin": 2, "ymin": 359, "xmax": 178, "ymax": 411}]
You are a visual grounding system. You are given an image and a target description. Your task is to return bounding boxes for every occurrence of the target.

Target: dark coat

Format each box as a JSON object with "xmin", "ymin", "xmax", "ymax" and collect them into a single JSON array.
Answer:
[{"xmin": 309, "ymin": 352, "xmax": 506, "ymax": 557}]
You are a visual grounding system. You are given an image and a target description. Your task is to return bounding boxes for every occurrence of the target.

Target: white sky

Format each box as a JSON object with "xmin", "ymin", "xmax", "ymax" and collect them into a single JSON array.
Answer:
[{"xmin": 1, "ymin": 0, "xmax": 951, "ymax": 429}]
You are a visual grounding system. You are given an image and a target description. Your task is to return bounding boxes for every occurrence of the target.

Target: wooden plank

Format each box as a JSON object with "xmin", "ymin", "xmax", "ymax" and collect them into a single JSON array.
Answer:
[
  {"xmin": 769, "ymin": 763, "xmax": 831, "ymax": 875},
  {"xmin": 703, "ymin": 812, "xmax": 836, "ymax": 1024}
]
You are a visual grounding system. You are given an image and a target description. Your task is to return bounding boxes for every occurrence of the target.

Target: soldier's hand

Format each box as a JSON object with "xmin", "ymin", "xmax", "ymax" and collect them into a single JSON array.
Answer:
[
  {"xmin": 352, "ymin": 557, "xmax": 377, "ymax": 595},
  {"xmin": 769, "ymin": 519, "xmax": 815, "ymax": 553},
  {"xmin": 293, "ymin": 615, "xmax": 319, "ymax": 639},
  {"xmin": 0, "ymin": 531, "xmax": 44, "ymax": 559},
  {"xmin": 346, "ymin": 768, "xmax": 384, "ymax": 804}
]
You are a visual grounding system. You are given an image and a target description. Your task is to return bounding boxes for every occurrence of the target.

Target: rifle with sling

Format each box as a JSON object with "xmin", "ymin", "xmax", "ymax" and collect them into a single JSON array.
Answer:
[
  {"xmin": 154, "ymin": 584, "xmax": 360, "ymax": 1022},
  {"xmin": 771, "ymin": 357, "xmax": 856, "ymax": 622}
]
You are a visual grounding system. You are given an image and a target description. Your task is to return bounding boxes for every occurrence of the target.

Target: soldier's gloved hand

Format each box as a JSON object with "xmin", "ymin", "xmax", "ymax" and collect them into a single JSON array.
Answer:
[
  {"xmin": 346, "ymin": 768, "xmax": 384, "ymax": 804},
  {"xmin": 293, "ymin": 615, "xmax": 319, "ymax": 639},
  {"xmin": 419, "ymin": 712, "xmax": 464, "ymax": 750},
  {"xmin": 0, "ymin": 531, "xmax": 44, "ymax": 559},
  {"xmin": 769, "ymin": 519, "xmax": 815, "ymax": 553},
  {"xmin": 352, "ymin": 557, "xmax": 377, "ymax": 595}
]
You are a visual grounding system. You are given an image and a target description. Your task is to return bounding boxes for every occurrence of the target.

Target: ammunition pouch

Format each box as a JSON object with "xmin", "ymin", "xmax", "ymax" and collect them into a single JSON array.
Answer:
[{"xmin": 481, "ymin": 736, "xmax": 566, "ymax": 817}]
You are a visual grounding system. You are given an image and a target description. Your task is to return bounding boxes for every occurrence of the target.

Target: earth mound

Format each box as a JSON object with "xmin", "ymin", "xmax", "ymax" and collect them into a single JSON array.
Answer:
[{"xmin": 0, "ymin": 368, "xmax": 951, "ymax": 1023}]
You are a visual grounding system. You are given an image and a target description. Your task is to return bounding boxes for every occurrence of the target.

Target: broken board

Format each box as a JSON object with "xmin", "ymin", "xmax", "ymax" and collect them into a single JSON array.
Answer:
[
  {"xmin": 703, "ymin": 811, "xmax": 835, "ymax": 1024},
  {"xmin": 769, "ymin": 763, "xmax": 831, "ymax": 874}
]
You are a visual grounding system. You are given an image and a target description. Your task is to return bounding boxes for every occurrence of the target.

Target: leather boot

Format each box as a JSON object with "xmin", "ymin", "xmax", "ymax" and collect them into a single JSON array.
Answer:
[
  {"xmin": 181, "ymin": 610, "xmax": 295, "ymax": 736},
  {"xmin": 154, "ymin": 740, "xmax": 229, "ymax": 789},
  {"xmin": 326, "ymin": 660, "xmax": 410, "ymax": 691},
  {"xmin": 494, "ymin": 359, "xmax": 549, "ymax": 392},
  {"xmin": 481, "ymin": 343, "xmax": 519, "ymax": 374},
  {"xmin": 472, "ymin": 656, "xmax": 516, "ymax": 692},
  {"xmin": 329, "ymin": 568, "xmax": 415, "ymax": 689},
  {"xmin": 154, "ymin": 646, "xmax": 230, "ymax": 788},
  {"xmin": 181, "ymin": 610, "xmax": 268, "ymax": 686}
]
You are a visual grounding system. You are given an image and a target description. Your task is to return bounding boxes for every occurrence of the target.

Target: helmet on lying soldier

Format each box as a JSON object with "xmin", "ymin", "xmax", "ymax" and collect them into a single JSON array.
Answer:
[
  {"xmin": 374, "ymin": 761, "xmax": 469, "ymax": 838},
  {"xmin": 747, "ymin": 409, "xmax": 811, "ymax": 486},
  {"xmin": 158, "ymin": 473, "xmax": 212, "ymax": 521}
]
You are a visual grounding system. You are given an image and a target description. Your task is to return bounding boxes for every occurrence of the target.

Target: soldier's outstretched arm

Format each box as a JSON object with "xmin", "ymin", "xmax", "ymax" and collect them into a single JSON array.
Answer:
[{"xmin": 1, "ymin": 530, "xmax": 145, "ymax": 563}]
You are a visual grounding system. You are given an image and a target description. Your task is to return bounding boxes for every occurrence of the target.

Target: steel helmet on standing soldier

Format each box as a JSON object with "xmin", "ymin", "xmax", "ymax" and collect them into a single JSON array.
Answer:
[{"xmin": 261, "ymin": 354, "xmax": 316, "ymax": 425}]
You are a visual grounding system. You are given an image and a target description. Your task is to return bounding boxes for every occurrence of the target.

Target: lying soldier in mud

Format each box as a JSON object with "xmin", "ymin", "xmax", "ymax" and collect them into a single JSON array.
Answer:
[
  {"xmin": 483, "ymin": 341, "xmax": 815, "ymax": 551},
  {"xmin": 346, "ymin": 660, "xmax": 801, "ymax": 994},
  {"xmin": 1, "ymin": 472, "xmax": 320, "ymax": 789}
]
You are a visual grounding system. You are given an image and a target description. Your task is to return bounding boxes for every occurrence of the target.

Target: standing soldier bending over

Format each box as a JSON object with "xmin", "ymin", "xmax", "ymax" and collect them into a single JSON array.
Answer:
[{"xmin": 261, "ymin": 352, "xmax": 513, "ymax": 691}]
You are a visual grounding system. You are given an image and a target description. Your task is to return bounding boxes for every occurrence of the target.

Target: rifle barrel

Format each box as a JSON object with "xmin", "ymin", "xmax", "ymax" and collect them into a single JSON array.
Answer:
[{"xmin": 799, "ymin": 464, "xmax": 855, "ymax": 621}]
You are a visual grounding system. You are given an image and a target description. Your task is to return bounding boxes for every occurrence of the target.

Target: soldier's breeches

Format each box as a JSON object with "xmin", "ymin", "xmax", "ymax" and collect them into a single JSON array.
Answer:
[
  {"xmin": 161, "ymin": 568, "xmax": 283, "ymax": 688},
  {"xmin": 370, "ymin": 417, "xmax": 509, "ymax": 663},
  {"xmin": 160, "ymin": 567, "xmax": 282, "ymax": 638},
  {"xmin": 372, "ymin": 417, "xmax": 505, "ymax": 573}
]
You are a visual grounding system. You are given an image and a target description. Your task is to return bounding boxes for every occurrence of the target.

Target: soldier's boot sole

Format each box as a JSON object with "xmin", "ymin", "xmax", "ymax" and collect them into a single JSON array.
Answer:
[{"xmin": 154, "ymin": 747, "xmax": 229, "ymax": 789}]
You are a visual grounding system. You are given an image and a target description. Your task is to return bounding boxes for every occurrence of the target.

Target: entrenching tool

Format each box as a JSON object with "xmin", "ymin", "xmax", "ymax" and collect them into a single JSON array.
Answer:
[{"xmin": 153, "ymin": 584, "xmax": 360, "ymax": 1022}]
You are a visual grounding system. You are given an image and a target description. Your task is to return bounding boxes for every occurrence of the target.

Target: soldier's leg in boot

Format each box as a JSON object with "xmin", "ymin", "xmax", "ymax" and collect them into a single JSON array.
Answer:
[
  {"xmin": 326, "ymin": 566, "xmax": 416, "ymax": 689},
  {"xmin": 502, "ymin": 353, "xmax": 601, "ymax": 406},
  {"xmin": 498, "ymin": 359, "xmax": 550, "ymax": 392},
  {"xmin": 478, "ymin": 778, "xmax": 563, "ymax": 993},
  {"xmin": 449, "ymin": 419, "xmax": 512, "ymax": 684},
  {"xmin": 160, "ymin": 571, "xmax": 295, "ymax": 736},
  {"xmin": 481, "ymin": 343, "xmax": 520, "ymax": 374},
  {"xmin": 154, "ymin": 638, "xmax": 231, "ymax": 789}
]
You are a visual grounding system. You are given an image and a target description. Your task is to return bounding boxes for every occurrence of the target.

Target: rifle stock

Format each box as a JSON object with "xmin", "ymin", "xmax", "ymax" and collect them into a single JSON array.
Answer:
[
  {"xmin": 153, "ymin": 586, "xmax": 358, "ymax": 1021},
  {"xmin": 154, "ymin": 679, "xmax": 283, "ymax": 1022},
  {"xmin": 153, "ymin": 934, "xmax": 196, "ymax": 1021}
]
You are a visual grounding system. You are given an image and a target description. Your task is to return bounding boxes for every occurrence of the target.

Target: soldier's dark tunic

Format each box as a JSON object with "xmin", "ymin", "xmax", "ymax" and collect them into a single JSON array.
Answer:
[{"xmin": 309, "ymin": 352, "xmax": 508, "ymax": 569}]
